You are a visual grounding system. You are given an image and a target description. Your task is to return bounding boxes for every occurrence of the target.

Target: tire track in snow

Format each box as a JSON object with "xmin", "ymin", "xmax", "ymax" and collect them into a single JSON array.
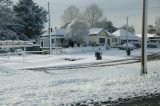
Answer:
[{"xmin": 24, "ymin": 52, "xmax": 160, "ymax": 73}]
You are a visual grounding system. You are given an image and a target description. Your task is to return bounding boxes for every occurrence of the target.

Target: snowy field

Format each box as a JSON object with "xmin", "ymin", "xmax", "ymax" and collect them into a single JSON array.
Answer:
[{"xmin": 0, "ymin": 48, "xmax": 160, "ymax": 106}]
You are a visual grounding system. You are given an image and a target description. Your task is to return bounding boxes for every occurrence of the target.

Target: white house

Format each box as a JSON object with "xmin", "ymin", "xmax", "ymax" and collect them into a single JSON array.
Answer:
[
  {"xmin": 39, "ymin": 28, "xmax": 65, "ymax": 48},
  {"xmin": 136, "ymin": 33, "xmax": 160, "ymax": 48},
  {"xmin": 136, "ymin": 33, "xmax": 160, "ymax": 43},
  {"xmin": 113, "ymin": 29, "xmax": 139, "ymax": 45},
  {"xmin": 89, "ymin": 28, "xmax": 118, "ymax": 47}
]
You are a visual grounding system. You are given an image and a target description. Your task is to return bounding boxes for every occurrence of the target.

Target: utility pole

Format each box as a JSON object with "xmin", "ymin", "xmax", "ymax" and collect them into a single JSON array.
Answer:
[
  {"xmin": 48, "ymin": 2, "xmax": 52, "ymax": 54},
  {"xmin": 141, "ymin": 0, "xmax": 148, "ymax": 75},
  {"xmin": 54, "ymin": 27, "xmax": 56, "ymax": 48},
  {"xmin": 126, "ymin": 17, "xmax": 129, "ymax": 50}
]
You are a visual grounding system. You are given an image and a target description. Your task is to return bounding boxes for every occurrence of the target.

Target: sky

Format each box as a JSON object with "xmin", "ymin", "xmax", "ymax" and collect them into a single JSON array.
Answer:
[{"xmin": 13, "ymin": 0, "xmax": 160, "ymax": 33}]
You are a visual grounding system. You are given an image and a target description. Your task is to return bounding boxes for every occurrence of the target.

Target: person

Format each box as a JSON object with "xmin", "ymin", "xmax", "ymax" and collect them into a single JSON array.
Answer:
[{"xmin": 126, "ymin": 48, "xmax": 131, "ymax": 55}]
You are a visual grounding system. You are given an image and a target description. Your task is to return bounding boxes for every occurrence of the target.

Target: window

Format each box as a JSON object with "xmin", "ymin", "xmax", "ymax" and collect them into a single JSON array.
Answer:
[
  {"xmin": 52, "ymin": 39, "xmax": 54, "ymax": 43},
  {"xmin": 61, "ymin": 39, "xmax": 64, "ymax": 43},
  {"xmin": 41, "ymin": 41, "xmax": 43, "ymax": 47},
  {"xmin": 99, "ymin": 38, "xmax": 105, "ymax": 43},
  {"xmin": 112, "ymin": 38, "xmax": 117, "ymax": 42}
]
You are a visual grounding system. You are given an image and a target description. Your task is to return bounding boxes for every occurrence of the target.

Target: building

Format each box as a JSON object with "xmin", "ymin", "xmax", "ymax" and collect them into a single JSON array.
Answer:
[
  {"xmin": 89, "ymin": 28, "xmax": 118, "ymax": 47},
  {"xmin": 136, "ymin": 33, "xmax": 160, "ymax": 43},
  {"xmin": 113, "ymin": 29, "xmax": 139, "ymax": 45},
  {"xmin": 136, "ymin": 33, "xmax": 160, "ymax": 48},
  {"xmin": 39, "ymin": 28, "xmax": 65, "ymax": 48}
]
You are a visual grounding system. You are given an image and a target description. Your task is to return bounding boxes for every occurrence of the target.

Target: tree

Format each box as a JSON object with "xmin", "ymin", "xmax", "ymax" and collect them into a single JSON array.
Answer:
[
  {"xmin": 61, "ymin": 5, "xmax": 80, "ymax": 27},
  {"xmin": 0, "ymin": 0, "xmax": 12, "ymax": 27},
  {"xmin": 65, "ymin": 19, "xmax": 89, "ymax": 47},
  {"xmin": 121, "ymin": 24, "xmax": 135, "ymax": 33},
  {"xmin": 0, "ymin": 0, "xmax": 28, "ymax": 40},
  {"xmin": 95, "ymin": 18, "xmax": 118, "ymax": 33},
  {"xmin": 155, "ymin": 17, "xmax": 160, "ymax": 35},
  {"xmin": 147, "ymin": 17, "xmax": 160, "ymax": 35},
  {"xmin": 83, "ymin": 3, "xmax": 103, "ymax": 27},
  {"xmin": 147, "ymin": 25, "xmax": 156, "ymax": 34},
  {"xmin": 13, "ymin": 0, "xmax": 47, "ymax": 39}
]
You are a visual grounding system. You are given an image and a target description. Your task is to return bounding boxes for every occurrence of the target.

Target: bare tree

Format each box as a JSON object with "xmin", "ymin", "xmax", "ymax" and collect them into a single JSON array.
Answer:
[
  {"xmin": 65, "ymin": 19, "xmax": 89, "ymax": 47},
  {"xmin": 83, "ymin": 3, "xmax": 103, "ymax": 27},
  {"xmin": 147, "ymin": 17, "xmax": 160, "ymax": 35},
  {"xmin": 61, "ymin": 5, "xmax": 80, "ymax": 26},
  {"xmin": 155, "ymin": 17, "xmax": 160, "ymax": 35},
  {"xmin": 147, "ymin": 25, "xmax": 156, "ymax": 34}
]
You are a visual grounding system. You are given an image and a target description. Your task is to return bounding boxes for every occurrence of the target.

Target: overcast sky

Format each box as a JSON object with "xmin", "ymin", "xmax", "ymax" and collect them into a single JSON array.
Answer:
[{"xmin": 14, "ymin": 0, "xmax": 160, "ymax": 33}]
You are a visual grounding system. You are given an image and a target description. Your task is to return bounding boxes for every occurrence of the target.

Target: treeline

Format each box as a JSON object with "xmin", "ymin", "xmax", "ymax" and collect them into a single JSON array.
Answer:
[
  {"xmin": 61, "ymin": 4, "xmax": 136, "ymax": 33},
  {"xmin": 61, "ymin": 4, "xmax": 117, "ymax": 33}
]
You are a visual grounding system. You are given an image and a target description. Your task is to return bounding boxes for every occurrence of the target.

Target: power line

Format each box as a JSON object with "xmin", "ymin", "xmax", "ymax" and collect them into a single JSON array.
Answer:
[{"xmin": 48, "ymin": 2, "xmax": 160, "ymax": 11}]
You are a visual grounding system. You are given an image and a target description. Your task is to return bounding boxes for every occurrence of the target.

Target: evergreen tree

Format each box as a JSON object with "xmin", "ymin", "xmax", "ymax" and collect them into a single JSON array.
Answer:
[
  {"xmin": 120, "ymin": 24, "xmax": 135, "ymax": 33},
  {"xmin": 0, "ymin": 0, "xmax": 27, "ymax": 40},
  {"xmin": 13, "ymin": 0, "xmax": 47, "ymax": 39},
  {"xmin": 95, "ymin": 18, "xmax": 118, "ymax": 33}
]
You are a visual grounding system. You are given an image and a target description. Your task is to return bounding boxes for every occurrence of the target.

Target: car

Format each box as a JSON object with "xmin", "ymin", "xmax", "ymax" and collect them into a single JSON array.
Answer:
[
  {"xmin": 15, "ymin": 49, "xmax": 23, "ymax": 55},
  {"xmin": 119, "ymin": 43, "xmax": 135, "ymax": 50},
  {"xmin": 0, "ymin": 48, "xmax": 9, "ymax": 53}
]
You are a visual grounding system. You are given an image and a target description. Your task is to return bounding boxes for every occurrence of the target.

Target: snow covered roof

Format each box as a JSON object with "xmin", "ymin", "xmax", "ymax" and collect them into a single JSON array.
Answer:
[
  {"xmin": 136, "ymin": 34, "xmax": 160, "ymax": 38},
  {"xmin": 41, "ymin": 28, "xmax": 65, "ymax": 37},
  {"xmin": 113, "ymin": 29, "xmax": 138, "ymax": 39},
  {"xmin": 89, "ymin": 28, "xmax": 103, "ymax": 35},
  {"xmin": 52, "ymin": 28, "xmax": 65, "ymax": 36},
  {"xmin": 89, "ymin": 28, "xmax": 113, "ymax": 37}
]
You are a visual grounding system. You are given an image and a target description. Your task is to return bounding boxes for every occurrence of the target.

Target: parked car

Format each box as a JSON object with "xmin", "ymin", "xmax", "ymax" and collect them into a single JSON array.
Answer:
[
  {"xmin": 0, "ymin": 48, "xmax": 9, "ymax": 53},
  {"xmin": 15, "ymin": 49, "xmax": 23, "ymax": 55},
  {"xmin": 147, "ymin": 43, "xmax": 158, "ymax": 48},
  {"xmin": 119, "ymin": 43, "xmax": 135, "ymax": 50}
]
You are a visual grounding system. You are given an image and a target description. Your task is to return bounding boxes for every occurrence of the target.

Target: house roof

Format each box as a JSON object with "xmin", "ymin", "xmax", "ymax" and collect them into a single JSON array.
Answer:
[
  {"xmin": 89, "ymin": 28, "xmax": 113, "ymax": 37},
  {"xmin": 52, "ymin": 28, "xmax": 65, "ymax": 36},
  {"xmin": 136, "ymin": 33, "xmax": 160, "ymax": 38},
  {"xmin": 41, "ymin": 28, "xmax": 65, "ymax": 37},
  {"xmin": 113, "ymin": 29, "xmax": 138, "ymax": 39}
]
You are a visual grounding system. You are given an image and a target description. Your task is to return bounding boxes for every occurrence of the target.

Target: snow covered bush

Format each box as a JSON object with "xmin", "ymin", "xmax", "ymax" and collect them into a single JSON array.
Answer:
[{"xmin": 65, "ymin": 19, "xmax": 89, "ymax": 47}]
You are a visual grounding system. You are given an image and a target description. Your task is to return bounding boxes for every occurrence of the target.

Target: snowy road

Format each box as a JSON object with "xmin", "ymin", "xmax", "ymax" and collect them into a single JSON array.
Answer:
[{"xmin": 0, "ymin": 48, "xmax": 160, "ymax": 106}]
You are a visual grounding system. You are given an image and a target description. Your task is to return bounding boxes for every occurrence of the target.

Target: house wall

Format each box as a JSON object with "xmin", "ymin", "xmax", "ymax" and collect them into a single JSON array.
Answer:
[
  {"xmin": 55, "ymin": 38, "xmax": 64, "ymax": 47},
  {"xmin": 40, "ymin": 36, "xmax": 64, "ymax": 48},
  {"xmin": 89, "ymin": 31, "xmax": 107, "ymax": 44},
  {"xmin": 89, "ymin": 34, "xmax": 97, "ymax": 43},
  {"xmin": 89, "ymin": 31, "xmax": 120, "ymax": 47},
  {"xmin": 40, "ymin": 37, "xmax": 49, "ymax": 48},
  {"xmin": 108, "ymin": 37, "xmax": 120, "ymax": 47},
  {"xmin": 149, "ymin": 37, "xmax": 160, "ymax": 43}
]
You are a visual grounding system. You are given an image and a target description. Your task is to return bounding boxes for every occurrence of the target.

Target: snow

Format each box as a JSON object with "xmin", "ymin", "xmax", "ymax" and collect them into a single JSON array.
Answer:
[
  {"xmin": 0, "ymin": 48, "xmax": 160, "ymax": 106},
  {"xmin": 89, "ymin": 28, "xmax": 113, "ymax": 36},
  {"xmin": 41, "ymin": 28, "xmax": 65, "ymax": 37},
  {"xmin": 52, "ymin": 28, "xmax": 65, "ymax": 36},
  {"xmin": 136, "ymin": 33, "xmax": 160, "ymax": 38},
  {"xmin": 113, "ymin": 29, "xmax": 138, "ymax": 40}
]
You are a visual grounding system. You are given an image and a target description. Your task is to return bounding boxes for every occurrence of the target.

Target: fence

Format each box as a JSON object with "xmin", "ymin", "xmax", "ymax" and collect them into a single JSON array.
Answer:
[{"xmin": 62, "ymin": 46, "xmax": 108, "ymax": 54}]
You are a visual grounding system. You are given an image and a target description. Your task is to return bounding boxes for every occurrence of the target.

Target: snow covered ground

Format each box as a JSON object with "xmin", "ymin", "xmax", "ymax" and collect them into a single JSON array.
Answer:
[{"xmin": 0, "ymin": 48, "xmax": 160, "ymax": 106}]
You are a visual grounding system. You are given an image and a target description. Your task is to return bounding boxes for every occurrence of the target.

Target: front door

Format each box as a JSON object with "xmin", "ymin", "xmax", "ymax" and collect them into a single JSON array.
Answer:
[
  {"xmin": 107, "ymin": 39, "xmax": 110, "ymax": 46},
  {"xmin": 41, "ymin": 41, "xmax": 43, "ymax": 47}
]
